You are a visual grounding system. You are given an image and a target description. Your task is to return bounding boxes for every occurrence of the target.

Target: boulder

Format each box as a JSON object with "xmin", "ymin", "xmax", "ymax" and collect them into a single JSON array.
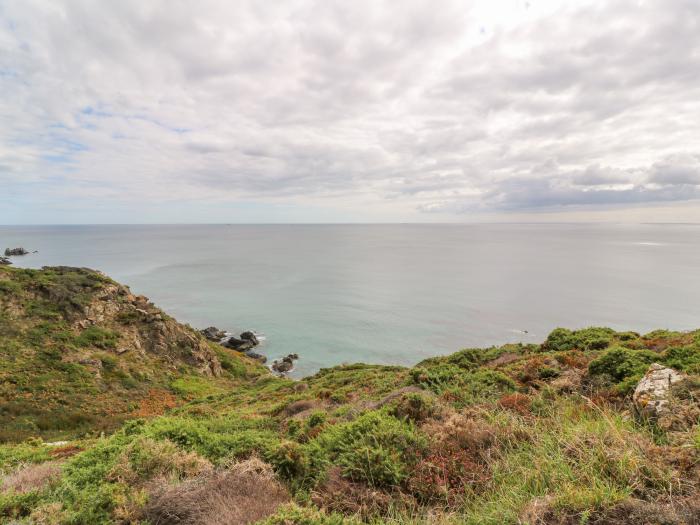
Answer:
[
  {"xmin": 0, "ymin": 256, "xmax": 11, "ymax": 265},
  {"xmin": 223, "ymin": 337, "xmax": 254, "ymax": 351},
  {"xmin": 632, "ymin": 363, "xmax": 684, "ymax": 420},
  {"xmin": 240, "ymin": 331, "xmax": 259, "ymax": 345},
  {"xmin": 272, "ymin": 354, "xmax": 299, "ymax": 374},
  {"xmin": 201, "ymin": 326, "xmax": 226, "ymax": 342},
  {"xmin": 4, "ymin": 247, "xmax": 29, "ymax": 256},
  {"xmin": 244, "ymin": 350, "xmax": 267, "ymax": 363}
]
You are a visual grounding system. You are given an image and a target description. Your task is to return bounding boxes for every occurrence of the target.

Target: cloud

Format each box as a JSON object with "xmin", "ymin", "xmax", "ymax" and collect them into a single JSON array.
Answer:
[{"xmin": 0, "ymin": 0, "xmax": 699, "ymax": 222}]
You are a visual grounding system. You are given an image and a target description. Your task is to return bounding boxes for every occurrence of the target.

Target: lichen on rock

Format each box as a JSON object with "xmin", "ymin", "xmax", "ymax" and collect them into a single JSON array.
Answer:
[{"xmin": 632, "ymin": 363, "xmax": 684, "ymax": 420}]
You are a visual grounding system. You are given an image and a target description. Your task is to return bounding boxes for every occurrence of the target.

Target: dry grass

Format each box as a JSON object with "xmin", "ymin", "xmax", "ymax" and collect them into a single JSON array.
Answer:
[
  {"xmin": 279, "ymin": 399, "xmax": 320, "ymax": 418},
  {"xmin": 143, "ymin": 456, "xmax": 290, "ymax": 525},
  {"xmin": 107, "ymin": 437, "xmax": 212, "ymax": 485},
  {"xmin": 521, "ymin": 495, "xmax": 700, "ymax": 525},
  {"xmin": 312, "ymin": 466, "xmax": 406, "ymax": 519},
  {"xmin": 0, "ymin": 461, "xmax": 61, "ymax": 494}
]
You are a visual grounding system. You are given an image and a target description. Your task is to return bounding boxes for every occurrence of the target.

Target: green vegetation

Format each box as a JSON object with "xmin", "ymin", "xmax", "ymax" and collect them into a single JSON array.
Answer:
[
  {"xmin": 0, "ymin": 266, "xmax": 264, "ymax": 443},
  {"xmin": 1, "ymin": 267, "xmax": 699, "ymax": 524}
]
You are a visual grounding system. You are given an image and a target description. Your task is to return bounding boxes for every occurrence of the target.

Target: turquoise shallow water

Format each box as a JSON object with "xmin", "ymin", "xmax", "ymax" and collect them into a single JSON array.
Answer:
[{"xmin": 2, "ymin": 223, "xmax": 700, "ymax": 377}]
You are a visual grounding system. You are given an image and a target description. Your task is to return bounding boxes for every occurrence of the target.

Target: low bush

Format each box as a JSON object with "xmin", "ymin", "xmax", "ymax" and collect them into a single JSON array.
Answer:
[
  {"xmin": 664, "ymin": 345, "xmax": 700, "ymax": 374},
  {"xmin": 543, "ymin": 326, "xmax": 617, "ymax": 352},
  {"xmin": 316, "ymin": 410, "xmax": 426, "ymax": 488},
  {"xmin": 75, "ymin": 326, "xmax": 119, "ymax": 349},
  {"xmin": 588, "ymin": 346, "xmax": 658, "ymax": 393}
]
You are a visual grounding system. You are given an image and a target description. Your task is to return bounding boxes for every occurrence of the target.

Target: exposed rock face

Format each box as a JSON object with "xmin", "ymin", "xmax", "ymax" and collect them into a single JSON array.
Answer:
[
  {"xmin": 34, "ymin": 267, "xmax": 224, "ymax": 377},
  {"xmin": 201, "ymin": 326, "xmax": 226, "ymax": 342},
  {"xmin": 632, "ymin": 363, "xmax": 684, "ymax": 419},
  {"xmin": 4, "ymin": 247, "xmax": 29, "ymax": 256}
]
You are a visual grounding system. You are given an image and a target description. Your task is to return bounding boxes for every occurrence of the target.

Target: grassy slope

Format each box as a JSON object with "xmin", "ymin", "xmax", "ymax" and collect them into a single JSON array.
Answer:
[
  {"xmin": 0, "ymin": 268, "xmax": 699, "ymax": 524},
  {"xmin": 0, "ymin": 266, "xmax": 265, "ymax": 443}
]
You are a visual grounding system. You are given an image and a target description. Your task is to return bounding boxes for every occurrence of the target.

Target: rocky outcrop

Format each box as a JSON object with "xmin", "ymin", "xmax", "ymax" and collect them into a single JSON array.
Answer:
[
  {"xmin": 222, "ymin": 331, "xmax": 262, "ymax": 357},
  {"xmin": 632, "ymin": 363, "xmax": 684, "ymax": 420},
  {"xmin": 223, "ymin": 336, "xmax": 255, "ymax": 351},
  {"xmin": 4, "ymin": 247, "xmax": 29, "ymax": 256},
  {"xmin": 4, "ymin": 247, "xmax": 27, "ymax": 256},
  {"xmin": 27, "ymin": 267, "xmax": 224, "ymax": 377},
  {"xmin": 201, "ymin": 326, "xmax": 226, "ymax": 342},
  {"xmin": 240, "ymin": 331, "xmax": 259, "ymax": 345}
]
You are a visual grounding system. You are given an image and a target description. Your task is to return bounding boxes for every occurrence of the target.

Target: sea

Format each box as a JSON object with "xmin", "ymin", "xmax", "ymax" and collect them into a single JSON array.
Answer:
[{"xmin": 2, "ymin": 223, "xmax": 699, "ymax": 377}]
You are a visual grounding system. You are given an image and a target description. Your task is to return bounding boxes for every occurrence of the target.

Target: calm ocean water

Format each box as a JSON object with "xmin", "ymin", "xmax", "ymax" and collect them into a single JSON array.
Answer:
[{"xmin": 2, "ymin": 224, "xmax": 699, "ymax": 377}]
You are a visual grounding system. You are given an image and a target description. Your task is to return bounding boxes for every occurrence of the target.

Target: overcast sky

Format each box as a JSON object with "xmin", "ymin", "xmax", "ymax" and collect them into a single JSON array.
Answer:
[{"xmin": 1, "ymin": 0, "xmax": 699, "ymax": 224}]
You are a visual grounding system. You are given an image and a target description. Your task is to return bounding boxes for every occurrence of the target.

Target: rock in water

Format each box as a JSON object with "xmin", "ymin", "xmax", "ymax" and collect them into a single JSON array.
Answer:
[
  {"xmin": 272, "ymin": 354, "xmax": 299, "ymax": 374},
  {"xmin": 244, "ymin": 350, "xmax": 267, "ymax": 363},
  {"xmin": 201, "ymin": 326, "xmax": 226, "ymax": 342},
  {"xmin": 4, "ymin": 247, "xmax": 29, "ymax": 256},
  {"xmin": 223, "ymin": 337, "xmax": 254, "ymax": 351},
  {"xmin": 632, "ymin": 363, "xmax": 684, "ymax": 420},
  {"xmin": 240, "ymin": 331, "xmax": 259, "ymax": 345},
  {"xmin": 0, "ymin": 256, "xmax": 11, "ymax": 265}
]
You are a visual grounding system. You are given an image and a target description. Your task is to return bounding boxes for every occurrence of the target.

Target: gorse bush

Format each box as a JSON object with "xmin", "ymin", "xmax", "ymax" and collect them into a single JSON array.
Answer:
[
  {"xmin": 544, "ymin": 327, "xmax": 616, "ymax": 352},
  {"xmin": 664, "ymin": 345, "xmax": 700, "ymax": 374},
  {"xmin": 316, "ymin": 410, "xmax": 426, "ymax": 488},
  {"xmin": 588, "ymin": 346, "xmax": 658, "ymax": 393}
]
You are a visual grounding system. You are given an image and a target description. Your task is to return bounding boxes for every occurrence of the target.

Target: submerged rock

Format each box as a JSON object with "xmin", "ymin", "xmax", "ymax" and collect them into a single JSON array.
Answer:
[
  {"xmin": 201, "ymin": 326, "xmax": 226, "ymax": 342},
  {"xmin": 632, "ymin": 363, "xmax": 684, "ymax": 420},
  {"xmin": 4, "ymin": 247, "xmax": 29, "ymax": 256}
]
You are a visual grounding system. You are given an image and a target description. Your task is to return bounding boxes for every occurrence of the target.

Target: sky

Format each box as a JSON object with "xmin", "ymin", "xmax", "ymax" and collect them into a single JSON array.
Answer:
[{"xmin": 1, "ymin": 0, "xmax": 699, "ymax": 224}]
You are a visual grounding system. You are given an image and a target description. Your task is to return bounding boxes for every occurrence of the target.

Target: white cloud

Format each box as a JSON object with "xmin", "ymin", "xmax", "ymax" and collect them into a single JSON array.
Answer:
[{"xmin": 1, "ymin": 0, "xmax": 699, "ymax": 222}]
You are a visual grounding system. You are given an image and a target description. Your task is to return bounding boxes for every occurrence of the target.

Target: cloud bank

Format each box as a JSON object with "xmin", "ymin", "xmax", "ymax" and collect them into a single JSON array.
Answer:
[{"xmin": 1, "ymin": 0, "xmax": 699, "ymax": 222}]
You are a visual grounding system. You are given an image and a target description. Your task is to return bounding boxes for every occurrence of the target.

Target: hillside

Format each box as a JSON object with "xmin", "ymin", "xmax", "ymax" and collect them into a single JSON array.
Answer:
[
  {"xmin": 0, "ymin": 266, "xmax": 265, "ymax": 443},
  {"xmin": 0, "ymin": 267, "xmax": 699, "ymax": 524}
]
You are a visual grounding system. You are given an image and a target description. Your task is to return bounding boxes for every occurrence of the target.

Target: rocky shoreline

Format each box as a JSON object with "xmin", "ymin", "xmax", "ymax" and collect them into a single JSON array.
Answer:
[{"xmin": 199, "ymin": 325, "xmax": 299, "ymax": 376}]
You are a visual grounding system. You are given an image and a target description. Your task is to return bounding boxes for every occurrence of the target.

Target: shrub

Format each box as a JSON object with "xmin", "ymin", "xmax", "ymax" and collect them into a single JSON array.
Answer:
[
  {"xmin": 316, "ymin": 411, "xmax": 426, "ymax": 488},
  {"xmin": 75, "ymin": 326, "xmax": 119, "ymax": 349},
  {"xmin": 390, "ymin": 392, "xmax": 440, "ymax": 423},
  {"xmin": 543, "ymin": 327, "xmax": 615, "ymax": 352},
  {"xmin": 663, "ymin": 345, "xmax": 700, "ymax": 374},
  {"xmin": 588, "ymin": 346, "xmax": 658, "ymax": 393},
  {"xmin": 411, "ymin": 365, "xmax": 515, "ymax": 406}
]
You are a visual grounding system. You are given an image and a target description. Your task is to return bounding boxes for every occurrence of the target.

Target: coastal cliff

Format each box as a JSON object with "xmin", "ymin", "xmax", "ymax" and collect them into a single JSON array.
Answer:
[
  {"xmin": 0, "ymin": 266, "xmax": 264, "ymax": 443},
  {"xmin": 0, "ymin": 267, "xmax": 698, "ymax": 524}
]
